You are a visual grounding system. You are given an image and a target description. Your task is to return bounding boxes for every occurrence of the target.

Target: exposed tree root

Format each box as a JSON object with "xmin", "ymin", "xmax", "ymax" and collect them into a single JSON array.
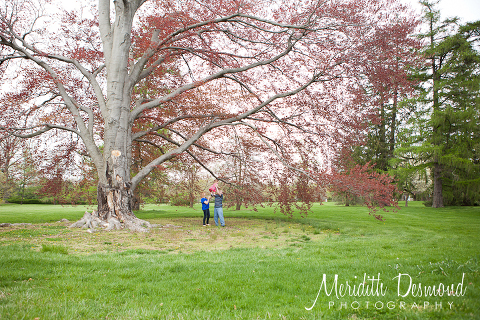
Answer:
[{"xmin": 69, "ymin": 211, "xmax": 151, "ymax": 232}]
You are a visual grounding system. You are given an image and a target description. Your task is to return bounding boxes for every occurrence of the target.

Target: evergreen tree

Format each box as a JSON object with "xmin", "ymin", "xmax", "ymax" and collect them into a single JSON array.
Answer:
[
  {"xmin": 430, "ymin": 21, "xmax": 480, "ymax": 205},
  {"xmin": 404, "ymin": 1, "xmax": 480, "ymax": 207}
]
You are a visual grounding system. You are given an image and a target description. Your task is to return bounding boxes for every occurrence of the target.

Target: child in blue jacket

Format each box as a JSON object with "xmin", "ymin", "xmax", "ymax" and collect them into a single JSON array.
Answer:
[{"xmin": 200, "ymin": 193, "xmax": 210, "ymax": 226}]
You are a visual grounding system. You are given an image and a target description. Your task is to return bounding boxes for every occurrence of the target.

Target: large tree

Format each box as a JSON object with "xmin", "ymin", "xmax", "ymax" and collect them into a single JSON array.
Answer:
[
  {"xmin": 0, "ymin": 131, "xmax": 22, "ymax": 202},
  {"xmin": 436, "ymin": 21, "xmax": 480, "ymax": 205},
  {"xmin": 413, "ymin": 1, "xmax": 480, "ymax": 207},
  {"xmin": 1, "ymin": 0, "xmax": 412, "ymax": 230},
  {"xmin": 425, "ymin": 20, "xmax": 480, "ymax": 206},
  {"xmin": 417, "ymin": 0, "xmax": 450, "ymax": 207},
  {"xmin": 356, "ymin": 14, "xmax": 422, "ymax": 173}
]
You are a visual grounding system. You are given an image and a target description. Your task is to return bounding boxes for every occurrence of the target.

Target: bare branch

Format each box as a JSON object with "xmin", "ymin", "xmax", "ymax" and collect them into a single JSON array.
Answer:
[
  {"xmin": 0, "ymin": 123, "xmax": 80, "ymax": 138},
  {"xmin": 131, "ymin": 114, "xmax": 215, "ymax": 141},
  {"xmin": 239, "ymin": 121, "xmax": 315, "ymax": 179}
]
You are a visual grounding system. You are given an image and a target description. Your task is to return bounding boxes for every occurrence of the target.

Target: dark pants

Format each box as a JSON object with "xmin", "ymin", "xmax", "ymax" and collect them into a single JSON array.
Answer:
[{"xmin": 203, "ymin": 209, "xmax": 210, "ymax": 225}]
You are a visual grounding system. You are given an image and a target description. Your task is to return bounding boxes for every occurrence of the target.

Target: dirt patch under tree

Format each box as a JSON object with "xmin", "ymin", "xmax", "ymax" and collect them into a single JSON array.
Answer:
[{"xmin": 0, "ymin": 217, "xmax": 333, "ymax": 255}]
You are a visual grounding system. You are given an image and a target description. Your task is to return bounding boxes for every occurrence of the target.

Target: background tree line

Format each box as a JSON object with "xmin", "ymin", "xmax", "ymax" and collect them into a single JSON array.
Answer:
[{"xmin": 345, "ymin": 1, "xmax": 480, "ymax": 207}]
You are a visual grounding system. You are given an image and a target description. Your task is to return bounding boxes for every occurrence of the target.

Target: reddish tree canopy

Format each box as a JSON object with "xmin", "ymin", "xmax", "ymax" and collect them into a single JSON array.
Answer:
[{"xmin": 0, "ymin": 0, "xmax": 418, "ymax": 229}]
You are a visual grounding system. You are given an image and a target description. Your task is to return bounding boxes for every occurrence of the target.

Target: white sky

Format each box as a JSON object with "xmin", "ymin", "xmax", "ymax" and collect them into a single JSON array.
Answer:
[
  {"xmin": 402, "ymin": 0, "xmax": 480, "ymax": 23},
  {"xmin": 58, "ymin": 0, "xmax": 480, "ymax": 24}
]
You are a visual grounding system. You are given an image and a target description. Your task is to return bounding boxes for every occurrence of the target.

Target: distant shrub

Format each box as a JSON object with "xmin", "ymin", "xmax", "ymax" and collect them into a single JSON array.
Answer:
[
  {"xmin": 40, "ymin": 197, "xmax": 90, "ymax": 205},
  {"xmin": 7, "ymin": 197, "xmax": 43, "ymax": 204}
]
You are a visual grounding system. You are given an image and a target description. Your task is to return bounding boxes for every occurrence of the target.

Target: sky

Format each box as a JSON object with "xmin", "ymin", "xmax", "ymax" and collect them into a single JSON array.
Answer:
[
  {"xmin": 57, "ymin": 0, "xmax": 480, "ymax": 24},
  {"xmin": 402, "ymin": 0, "xmax": 480, "ymax": 24}
]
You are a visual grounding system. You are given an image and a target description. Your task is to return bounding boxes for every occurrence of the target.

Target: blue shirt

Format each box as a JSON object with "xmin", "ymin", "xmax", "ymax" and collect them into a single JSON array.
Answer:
[{"xmin": 201, "ymin": 197, "xmax": 209, "ymax": 210}]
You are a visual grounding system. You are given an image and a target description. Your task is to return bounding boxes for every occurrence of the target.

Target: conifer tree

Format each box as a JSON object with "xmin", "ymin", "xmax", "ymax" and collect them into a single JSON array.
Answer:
[
  {"xmin": 428, "ymin": 21, "xmax": 480, "ymax": 205},
  {"xmin": 398, "ymin": 1, "xmax": 480, "ymax": 207}
]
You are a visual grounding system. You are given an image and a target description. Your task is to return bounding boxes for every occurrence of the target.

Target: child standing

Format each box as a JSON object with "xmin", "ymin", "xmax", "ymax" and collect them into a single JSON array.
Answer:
[{"xmin": 200, "ymin": 193, "xmax": 210, "ymax": 226}]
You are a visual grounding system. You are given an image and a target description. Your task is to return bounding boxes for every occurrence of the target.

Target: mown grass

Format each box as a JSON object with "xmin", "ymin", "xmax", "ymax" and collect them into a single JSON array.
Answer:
[
  {"xmin": 0, "ymin": 203, "xmax": 95, "ymax": 224},
  {"xmin": 0, "ymin": 201, "xmax": 479, "ymax": 319}
]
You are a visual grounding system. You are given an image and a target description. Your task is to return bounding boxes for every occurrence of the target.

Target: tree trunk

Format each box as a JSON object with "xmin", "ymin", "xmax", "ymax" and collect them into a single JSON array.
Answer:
[
  {"xmin": 432, "ymin": 162, "xmax": 444, "ymax": 208},
  {"xmin": 236, "ymin": 200, "xmax": 242, "ymax": 210},
  {"xmin": 96, "ymin": 183, "xmax": 132, "ymax": 220},
  {"xmin": 378, "ymin": 101, "xmax": 387, "ymax": 171},
  {"xmin": 70, "ymin": 183, "xmax": 151, "ymax": 232},
  {"xmin": 70, "ymin": 153, "xmax": 152, "ymax": 232},
  {"xmin": 189, "ymin": 191, "xmax": 194, "ymax": 208},
  {"xmin": 131, "ymin": 194, "xmax": 140, "ymax": 211},
  {"xmin": 389, "ymin": 87, "xmax": 398, "ymax": 158},
  {"xmin": 429, "ymin": 14, "xmax": 444, "ymax": 209}
]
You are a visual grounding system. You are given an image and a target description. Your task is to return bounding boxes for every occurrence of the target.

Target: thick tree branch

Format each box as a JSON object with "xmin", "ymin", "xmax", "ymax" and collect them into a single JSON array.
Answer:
[
  {"xmin": 130, "ymin": 34, "xmax": 299, "ymax": 120},
  {"xmin": 0, "ymin": 37, "xmax": 104, "ymax": 174},
  {"xmin": 44, "ymin": 54, "xmax": 108, "ymax": 118},
  {"xmin": 135, "ymin": 137, "xmax": 223, "ymax": 184},
  {"xmin": 98, "ymin": 0, "xmax": 112, "ymax": 61},
  {"xmin": 130, "ymin": 122, "xmax": 213, "ymax": 190}
]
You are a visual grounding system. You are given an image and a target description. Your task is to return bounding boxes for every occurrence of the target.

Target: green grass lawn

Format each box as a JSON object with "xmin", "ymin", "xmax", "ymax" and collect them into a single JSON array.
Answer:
[{"xmin": 0, "ymin": 201, "xmax": 479, "ymax": 319}]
